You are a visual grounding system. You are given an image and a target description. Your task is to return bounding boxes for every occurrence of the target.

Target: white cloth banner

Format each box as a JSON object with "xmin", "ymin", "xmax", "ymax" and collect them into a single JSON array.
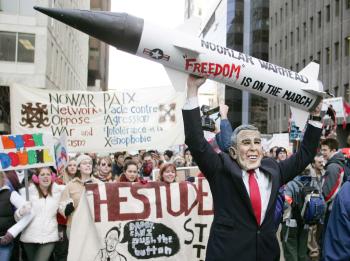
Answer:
[
  {"xmin": 10, "ymin": 84, "xmax": 186, "ymax": 153},
  {"xmin": 68, "ymin": 179, "xmax": 213, "ymax": 261}
]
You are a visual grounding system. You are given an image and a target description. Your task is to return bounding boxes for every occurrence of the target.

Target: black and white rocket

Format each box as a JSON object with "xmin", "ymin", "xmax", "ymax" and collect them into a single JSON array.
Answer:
[{"xmin": 34, "ymin": 6, "xmax": 325, "ymax": 128}]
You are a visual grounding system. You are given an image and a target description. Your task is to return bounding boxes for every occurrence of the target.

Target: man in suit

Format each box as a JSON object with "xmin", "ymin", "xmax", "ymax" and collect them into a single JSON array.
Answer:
[{"xmin": 182, "ymin": 76, "xmax": 323, "ymax": 261}]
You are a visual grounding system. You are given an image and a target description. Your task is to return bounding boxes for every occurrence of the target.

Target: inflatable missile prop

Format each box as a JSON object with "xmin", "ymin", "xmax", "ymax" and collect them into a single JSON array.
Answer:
[{"xmin": 34, "ymin": 7, "xmax": 325, "ymax": 128}]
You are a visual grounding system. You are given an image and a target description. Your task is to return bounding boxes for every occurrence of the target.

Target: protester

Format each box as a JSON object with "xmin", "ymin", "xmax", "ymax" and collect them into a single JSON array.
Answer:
[
  {"xmin": 269, "ymin": 146, "xmax": 279, "ymax": 159},
  {"xmin": 94, "ymin": 156, "xmax": 114, "ymax": 182},
  {"xmin": 214, "ymin": 104, "xmax": 233, "ymax": 152},
  {"xmin": 184, "ymin": 148, "xmax": 196, "ymax": 167},
  {"xmin": 54, "ymin": 158, "xmax": 77, "ymax": 261},
  {"xmin": 112, "ymin": 152, "xmax": 124, "ymax": 178},
  {"xmin": 322, "ymin": 177, "xmax": 350, "ymax": 261},
  {"xmin": 139, "ymin": 152, "xmax": 154, "ymax": 180},
  {"xmin": 159, "ymin": 163, "xmax": 177, "ymax": 183},
  {"xmin": 163, "ymin": 150, "xmax": 174, "ymax": 162},
  {"xmin": 0, "ymin": 171, "xmax": 33, "ymax": 261},
  {"xmin": 307, "ymin": 154, "xmax": 325, "ymax": 261},
  {"xmin": 57, "ymin": 158, "xmax": 77, "ymax": 185},
  {"xmin": 119, "ymin": 160, "xmax": 140, "ymax": 182},
  {"xmin": 59, "ymin": 154, "xmax": 99, "ymax": 238},
  {"xmin": 182, "ymin": 75, "xmax": 323, "ymax": 261},
  {"xmin": 19, "ymin": 167, "xmax": 64, "ymax": 261},
  {"xmin": 276, "ymin": 147, "xmax": 288, "ymax": 162},
  {"xmin": 281, "ymin": 170, "xmax": 311, "ymax": 261}
]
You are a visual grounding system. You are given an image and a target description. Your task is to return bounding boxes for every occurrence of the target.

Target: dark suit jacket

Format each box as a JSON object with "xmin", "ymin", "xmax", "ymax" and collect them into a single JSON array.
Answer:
[{"xmin": 183, "ymin": 108, "xmax": 322, "ymax": 261}]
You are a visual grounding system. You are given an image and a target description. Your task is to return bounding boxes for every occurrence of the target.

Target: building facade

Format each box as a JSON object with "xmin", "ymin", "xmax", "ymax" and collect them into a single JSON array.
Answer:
[
  {"xmin": 88, "ymin": 0, "xmax": 110, "ymax": 91},
  {"xmin": 269, "ymin": 0, "xmax": 350, "ymax": 137},
  {"xmin": 186, "ymin": 0, "xmax": 269, "ymax": 132},
  {"xmin": 0, "ymin": 0, "xmax": 90, "ymax": 133}
]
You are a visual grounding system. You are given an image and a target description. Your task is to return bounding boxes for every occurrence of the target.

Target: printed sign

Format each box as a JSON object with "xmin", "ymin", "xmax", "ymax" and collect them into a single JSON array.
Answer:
[
  {"xmin": 10, "ymin": 85, "xmax": 186, "ymax": 153},
  {"xmin": 55, "ymin": 133, "xmax": 68, "ymax": 173},
  {"xmin": 68, "ymin": 179, "xmax": 214, "ymax": 261},
  {"xmin": 0, "ymin": 133, "xmax": 55, "ymax": 171},
  {"xmin": 322, "ymin": 97, "xmax": 345, "ymax": 119}
]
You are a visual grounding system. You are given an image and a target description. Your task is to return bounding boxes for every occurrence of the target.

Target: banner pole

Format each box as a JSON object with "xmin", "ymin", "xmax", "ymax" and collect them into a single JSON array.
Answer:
[{"xmin": 24, "ymin": 169, "xmax": 29, "ymax": 201}]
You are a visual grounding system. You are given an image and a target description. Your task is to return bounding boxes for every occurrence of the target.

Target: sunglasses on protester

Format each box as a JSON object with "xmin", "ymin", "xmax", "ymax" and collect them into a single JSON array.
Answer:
[{"xmin": 100, "ymin": 162, "xmax": 112, "ymax": 167}]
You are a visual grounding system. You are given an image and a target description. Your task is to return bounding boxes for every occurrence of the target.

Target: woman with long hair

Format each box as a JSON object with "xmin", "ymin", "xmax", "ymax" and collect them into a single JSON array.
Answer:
[
  {"xmin": 59, "ymin": 154, "xmax": 99, "ymax": 238},
  {"xmin": 119, "ymin": 160, "xmax": 140, "ymax": 182},
  {"xmin": 94, "ymin": 156, "xmax": 113, "ymax": 182},
  {"xmin": 19, "ymin": 167, "xmax": 64, "ymax": 261}
]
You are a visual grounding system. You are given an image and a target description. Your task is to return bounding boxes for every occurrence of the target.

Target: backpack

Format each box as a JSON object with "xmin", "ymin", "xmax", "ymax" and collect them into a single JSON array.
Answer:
[
  {"xmin": 292, "ymin": 177, "xmax": 326, "ymax": 225},
  {"xmin": 342, "ymin": 158, "xmax": 350, "ymax": 184}
]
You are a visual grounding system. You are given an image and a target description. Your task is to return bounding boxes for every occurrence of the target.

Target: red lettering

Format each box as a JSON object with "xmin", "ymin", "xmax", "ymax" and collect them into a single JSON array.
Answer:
[
  {"xmin": 200, "ymin": 62, "xmax": 208, "ymax": 74},
  {"xmin": 193, "ymin": 63, "xmax": 201, "ymax": 73},
  {"xmin": 197, "ymin": 178, "xmax": 214, "ymax": 215},
  {"xmin": 222, "ymin": 64, "xmax": 230, "ymax": 77},
  {"xmin": 22, "ymin": 134, "xmax": 35, "ymax": 147},
  {"xmin": 229, "ymin": 64, "xmax": 241, "ymax": 79},
  {"xmin": 185, "ymin": 58, "xmax": 196, "ymax": 70},
  {"xmin": 8, "ymin": 152, "xmax": 20, "ymax": 167},
  {"xmin": 214, "ymin": 64, "xmax": 222, "ymax": 76},
  {"xmin": 208, "ymin": 63, "xmax": 215, "ymax": 74}
]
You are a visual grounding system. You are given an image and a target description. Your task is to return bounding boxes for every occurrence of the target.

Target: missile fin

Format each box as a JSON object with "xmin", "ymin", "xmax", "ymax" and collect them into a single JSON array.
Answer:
[
  {"xmin": 299, "ymin": 62, "xmax": 320, "ymax": 79},
  {"xmin": 290, "ymin": 106, "xmax": 309, "ymax": 129},
  {"xmin": 164, "ymin": 67, "xmax": 188, "ymax": 92},
  {"xmin": 173, "ymin": 38, "xmax": 203, "ymax": 55},
  {"xmin": 176, "ymin": 17, "xmax": 202, "ymax": 36}
]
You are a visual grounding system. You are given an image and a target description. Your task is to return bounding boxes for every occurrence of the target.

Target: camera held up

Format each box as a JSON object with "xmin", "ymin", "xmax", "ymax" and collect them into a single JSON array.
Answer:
[{"xmin": 201, "ymin": 105, "xmax": 220, "ymax": 132}]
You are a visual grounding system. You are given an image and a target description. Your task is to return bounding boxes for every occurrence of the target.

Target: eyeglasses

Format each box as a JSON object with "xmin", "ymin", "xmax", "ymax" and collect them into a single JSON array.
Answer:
[{"xmin": 101, "ymin": 162, "xmax": 111, "ymax": 167}]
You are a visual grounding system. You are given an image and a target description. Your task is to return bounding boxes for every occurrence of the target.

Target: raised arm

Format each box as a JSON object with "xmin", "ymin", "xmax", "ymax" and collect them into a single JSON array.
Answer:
[{"xmin": 182, "ymin": 76, "xmax": 222, "ymax": 182}]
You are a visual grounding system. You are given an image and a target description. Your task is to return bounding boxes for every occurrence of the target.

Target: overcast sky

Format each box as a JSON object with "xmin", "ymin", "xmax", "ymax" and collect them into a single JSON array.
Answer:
[{"xmin": 108, "ymin": 0, "xmax": 186, "ymax": 89}]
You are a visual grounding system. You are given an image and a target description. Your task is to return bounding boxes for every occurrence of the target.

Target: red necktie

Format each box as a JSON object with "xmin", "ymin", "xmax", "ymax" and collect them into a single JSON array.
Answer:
[{"xmin": 248, "ymin": 169, "xmax": 261, "ymax": 225}]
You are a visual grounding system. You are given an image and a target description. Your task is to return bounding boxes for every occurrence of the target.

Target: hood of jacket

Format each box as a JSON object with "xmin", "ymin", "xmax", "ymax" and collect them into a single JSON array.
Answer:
[{"xmin": 326, "ymin": 151, "xmax": 345, "ymax": 167}]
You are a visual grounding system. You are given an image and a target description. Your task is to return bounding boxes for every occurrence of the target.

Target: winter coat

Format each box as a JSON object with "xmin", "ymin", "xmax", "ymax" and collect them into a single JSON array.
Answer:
[{"xmin": 20, "ymin": 183, "xmax": 65, "ymax": 243}]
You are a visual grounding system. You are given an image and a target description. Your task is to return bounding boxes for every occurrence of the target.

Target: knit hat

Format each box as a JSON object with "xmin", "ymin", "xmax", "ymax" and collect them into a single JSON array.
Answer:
[
  {"xmin": 76, "ymin": 154, "xmax": 92, "ymax": 166},
  {"xmin": 275, "ymin": 147, "xmax": 287, "ymax": 157}
]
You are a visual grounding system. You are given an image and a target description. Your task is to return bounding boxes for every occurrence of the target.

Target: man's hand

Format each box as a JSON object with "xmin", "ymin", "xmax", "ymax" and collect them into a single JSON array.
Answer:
[
  {"xmin": 310, "ymin": 99, "xmax": 323, "ymax": 117},
  {"xmin": 64, "ymin": 202, "xmax": 75, "ymax": 217},
  {"xmin": 186, "ymin": 75, "xmax": 206, "ymax": 98},
  {"xmin": 219, "ymin": 104, "xmax": 229, "ymax": 120}
]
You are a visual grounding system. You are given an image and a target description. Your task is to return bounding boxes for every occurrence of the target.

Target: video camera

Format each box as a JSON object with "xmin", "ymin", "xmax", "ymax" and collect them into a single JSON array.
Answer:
[{"xmin": 201, "ymin": 105, "xmax": 220, "ymax": 132}]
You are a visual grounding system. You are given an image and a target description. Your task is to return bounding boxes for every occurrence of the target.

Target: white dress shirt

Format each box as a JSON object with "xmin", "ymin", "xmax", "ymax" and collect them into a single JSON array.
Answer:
[{"xmin": 242, "ymin": 169, "xmax": 272, "ymax": 224}]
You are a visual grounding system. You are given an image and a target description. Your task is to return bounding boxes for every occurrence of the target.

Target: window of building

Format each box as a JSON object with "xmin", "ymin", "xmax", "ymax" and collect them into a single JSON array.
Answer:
[
  {"xmin": 275, "ymin": 13, "xmax": 278, "ymax": 25},
  {"xmin": 345, "ymin": 83, "xmax": 350, "ymax": 102},
  {"xmin": 280, "ymin": 39, "xmax": 282, "ymax": 57},
  {"xmin": 334, "ymin": 86, "xmax": 339, "ymax": 97},
  {"xmin": 303, "ymin": 22, "xmax": 307, "ymax": 38},
  {"xmin": 290, "ymin": 32, "xmax": 293, "ymax": 46},
  {"xmin": 275, "ymin": 43, "xmax": 277, "ymax": 57},
  {"xmin": 326, "ymin": 47, "xmax": 330, "ymax": 64},
  {"xmin": 280, "ymin": 8, "xmax": 283, "ymax": 23},
  {"xmin": 17, "ymin": 33, "xmax": 35, "ymax": 62},
  {"xmin": 310, "ymin": 55, "xmax": 313, "ymax": 61},
  {"xmin": 326, "ymin": 5, "xmax": 330, "ymax": 22},
  {"xmin": 285, "ymin": 3, "xmax": 288, "ymax": 16},
  {"xmin": 269, "ymin": 107, "xmax": 272, "ymax": 119},
  {"xmin": 345, "ymin": 37, "xmax": 350, "ymax": 56},
  {"xmin": 284, "ymin": 104, "xmax": 287, "ymax": 117},
  {"xmin": 335, "ymin": 0, "xmax": 340, "ymax": 16},
  {"xmin": 310, "ymin": 17, "xmax": 313, "ymax": 34},
  {"xmin": 285, "ymin": 35, "xmax": 287, "ymax": 49},
  {"xmin": 0, "ymin": 0, "xmax": 35, "ymax": 15},
  {"xmin": 317, "ymin": 51, "xmax": 321, "ymax": 63},
  {"xmin": 318, "ymin": 11, "xmax": 322, "ymax": 28},
  {"xmin": 274, "ymin": 105, "xmax": 276, "ymax": 119},
  {"xmin": 290, "ymin": 65, "xmax": 293, "ymax": 71},
  {"xmin": 347, "ymin": 0, "xmax": 350, "ymax": 9},
  {"xmin": 291, "ymin": 0, "xmax": 294, "ymax": 12},
  {"xmin": 0, "ymin": 31, "xmax": 16, "ymax": 61},
  {"xmin": 296, "ymin": 63, "xmax": 299, "ymax": 71},
  {"xmin": 303, "ymin": 59, "xmax": 306, "ymax": 67},
  {"xmin": 296, "ymin": 27, "xmax": 299, "ymax": 42},
  {"xmin": 334, "ymin": 42, "xmax": 339, "ymax": 61}
]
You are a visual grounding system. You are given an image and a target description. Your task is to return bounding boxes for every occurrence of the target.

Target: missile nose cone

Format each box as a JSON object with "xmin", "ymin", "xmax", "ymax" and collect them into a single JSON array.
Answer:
[{"xmin": 33, "ymin": 6, "xmax": 144, "ymax": 54}]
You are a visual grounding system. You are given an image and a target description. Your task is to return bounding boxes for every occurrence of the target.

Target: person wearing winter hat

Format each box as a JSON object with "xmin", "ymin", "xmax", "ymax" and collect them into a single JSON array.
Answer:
[
  {"xmin": 0, "ymin": 171, "xmax": 33, "ymax": 261},
  {"xmin": 59, "ymin": 154, "xmax": 100, "ymax": 238},
  {"xmin": 276, "ymin": 147, "xmax": 288, "ymax": 162}
]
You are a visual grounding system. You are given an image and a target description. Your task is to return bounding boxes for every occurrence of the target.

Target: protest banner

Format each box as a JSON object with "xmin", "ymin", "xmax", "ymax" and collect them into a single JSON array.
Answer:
[
  {"xmin": 322, "ymin": 97, "xmax": 345, "ymax": 119},
  {"xmin": 55, "ymin": 133, "xmax": 68, "ymax": 173},
  {"xmin": 68, "ymin": 179, "xmax": 213, "ymax": 261},
  {"xmin": 0, "ymin": 132, "xmax": 55, "ymax": 171},
  {"xmin": 10, "ymin": 84, "xmax": 186, "ymax": 153}
]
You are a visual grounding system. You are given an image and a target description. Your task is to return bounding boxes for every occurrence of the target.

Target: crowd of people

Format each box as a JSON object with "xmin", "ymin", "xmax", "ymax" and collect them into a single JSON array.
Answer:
[{"xmin": 1, "ymin": 76, "xmax": 350, "ymax": 261}]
